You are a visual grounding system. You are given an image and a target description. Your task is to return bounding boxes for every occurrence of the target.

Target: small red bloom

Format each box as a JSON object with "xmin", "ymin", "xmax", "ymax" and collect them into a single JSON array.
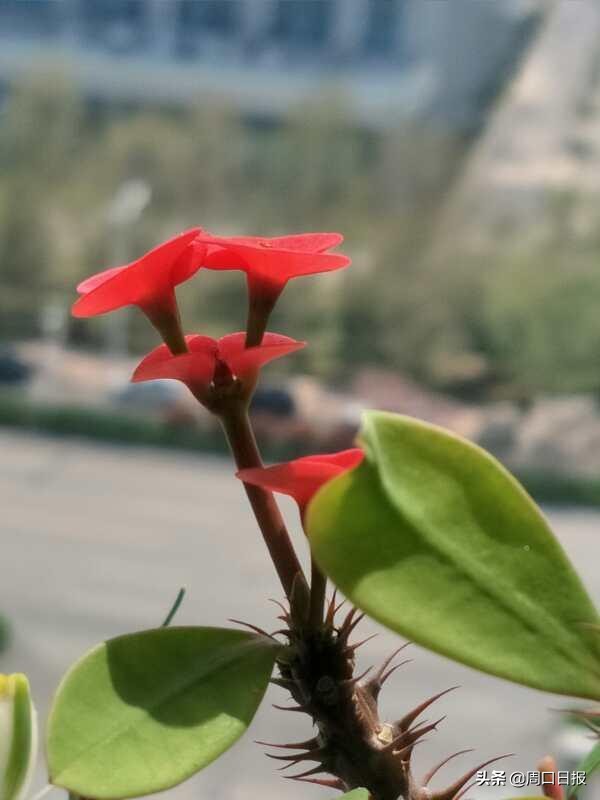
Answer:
[
  {"xmin": 132, "ymin": 332, "xmax": 305, "ymax": 405},
  {"xmin": 73, "ymin": 228, "xmax": 205, "ymax": 352},
  {"xmin": 199, "ymin": 232, "xmax": 348, "ymax": 290},
  {"xmin": 237, "ymin": 449, "xmax": 364, "ymax": 516},
  {"xmin": 195, "ymin": 231, "xmax": 350, "ymax": 344}
]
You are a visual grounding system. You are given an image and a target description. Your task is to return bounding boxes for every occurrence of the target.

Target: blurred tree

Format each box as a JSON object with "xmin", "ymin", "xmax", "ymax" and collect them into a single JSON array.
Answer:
[{"xmin": 483, "ymin": 243, "xmax": 600, "ymax": 397}]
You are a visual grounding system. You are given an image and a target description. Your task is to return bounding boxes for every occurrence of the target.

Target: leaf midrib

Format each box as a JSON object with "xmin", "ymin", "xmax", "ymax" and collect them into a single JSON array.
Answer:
[{"xmin": 366, "ymin": 422, "xmax": 600, "ymax": 688}]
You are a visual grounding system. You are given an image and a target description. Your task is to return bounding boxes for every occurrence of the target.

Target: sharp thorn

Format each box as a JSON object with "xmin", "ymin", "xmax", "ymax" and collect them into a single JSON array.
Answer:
[
  {"xmin": 255, "ymin": 738, "xmax": 320, "ymax": 751},
  {"xmin": 341, "ymin": 665, "xmax": 374, "ymax": 689},
  {"xmin": 337, "ymin": 606, "xmax": 357, "ymax": 633},
  {"xmin": 228, "ymin": 619, "xmax": 276, "ymax": 640},
  {"xmin": 325, "ymin": 589, "xmax": 339, "ymax": 626},
  {"xmin": 378, "ymin": 643, "xmax": 412, "ymax": 676},
  {"xmin": 269, "ymin": 598, "xmax": 290, "ymax": 616},
  {"xmin": 366, "ymin": 643, "xmax": 412, "ymax": 699},
  {"xmin": 266, "ymin": 748, "xmax": 326, "ymax": 764},
  {"xmin": 385, "ymin": 717, "xmax": 445, "ymax": 755},
  {"xmin": 380, "ymin": 659, "xmax": 413, "ymax": 686},
  {"xmin": 338, "ymin": 608, "xmax": 364, "ymax": 642},
  {"xmin": 334, "ymin": 599, "xmax": 347, "ymax": 616},
  {"xmin": 276, "ymin": 760, "xmax": 301, "ymax": 772},
  {"xmin": 429, "ymin": 753, "xmax": 514, "ymax": 800},
  {"xmin": 392, "ymin": 738, "xmax": 428, "ymax": 760},
  {"xmin": 269, "ymin": 677, "xmax": 295, "ymax": 690},
  {"xmin": 422, "ymin": 749, "xmax": 475, "ymax": 786},
  {"xmin": 272, "ymin": 703, "xmax": 310, "ymax": 713},
  {"xmin": 348, "ymin": 614, "xmax": 367, "ymax": 638},
  {"xmin": 285, "ymin": 765, "xmax": 327, "ymax": 780},
  {"xmin": 397, "ymin": 686, "xmax": 460, "ymax": 731},
  {"xmin": 402, "ymin": 715, "xmax": 446, "ymax": 747},
  {"xmin": 285, "ymin": 776, "xmax": 345, "ymax": 790},
  {"xmin": 453, "ymin": 780, "xmax": 476, "ymax": 800},
  {"xmin": 344, "ymin": 633, "xmax": 378, "ymax": 655}
]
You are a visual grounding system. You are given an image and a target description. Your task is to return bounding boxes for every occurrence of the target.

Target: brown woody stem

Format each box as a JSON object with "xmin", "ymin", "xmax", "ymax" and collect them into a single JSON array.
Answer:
[
  {"xmin": 221, "ymin": 405, "xmax": 309, "ymax": 605},
  {"xmin": 309, "ymin": 555, "xmax": 327, "ymax": 628}
]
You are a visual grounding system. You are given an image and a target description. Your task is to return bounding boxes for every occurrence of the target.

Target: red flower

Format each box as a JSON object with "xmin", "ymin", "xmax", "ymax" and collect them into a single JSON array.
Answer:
[
  {"xmin": 72, "ymin": 228, "xmax": 205, "ymax": 353},
  {"xmin": 237, "ymin": 449, "xmax": 364, "ymax": 517},
  {"xmin": 132, "ymin": 332, "xmax": 305, "ymax": 405},
  {"xmin": 195, "ymin": 231, "xmax": 350, "ymax": 344}
]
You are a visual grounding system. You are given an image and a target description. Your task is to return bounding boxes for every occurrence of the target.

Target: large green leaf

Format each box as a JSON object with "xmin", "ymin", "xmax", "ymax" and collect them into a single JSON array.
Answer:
[
  {"xmin": 338, "ymin": 791, "xmax": 369, "ymax": 799},
  {"xmin": 308, "ymin": 411, "xmax": 600, "ymax": 698},
  {"xmin": 47, "ymin": 627, "xmax": 279, "ymax": 799}
]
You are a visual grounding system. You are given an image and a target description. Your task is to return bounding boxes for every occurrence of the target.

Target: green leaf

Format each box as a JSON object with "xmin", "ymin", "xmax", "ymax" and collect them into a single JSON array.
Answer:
[
  {"xmin": 338, "ymin": 791, "xmax": 369, "ymax": 800},
  {"xmin": 308, "ymin": 411, "xmax": 600, "ymax": 699},
  {"xmin": 571, "ymin": 740, "xmax": 600, "ymax": 798},
  {"xmin": 47, "ymin": 627, "xmax": 279, "ymax": 799}
]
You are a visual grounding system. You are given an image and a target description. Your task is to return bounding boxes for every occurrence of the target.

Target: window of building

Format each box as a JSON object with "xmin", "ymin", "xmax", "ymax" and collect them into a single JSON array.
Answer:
[
  {"xmin": 175, "ymin": 0, "xmax": 240, "ymax": 59},
  {"xmin": 0, "ymin": 0, "xmax": 61, "ymax": 37},
  {"xmin": 79, "ymin": 0, "xmax": 148, "ymax": 53},
  {"xmin": 177, "ymin": 0, "xmax": 239, "ymax": 35},
  {"xmin": 271, "ymin": 0, "xmax": 332, "ymax": 50},
  {"xmin": 363, "ymin": 0, "xmax": 400, "ymax": 61}
]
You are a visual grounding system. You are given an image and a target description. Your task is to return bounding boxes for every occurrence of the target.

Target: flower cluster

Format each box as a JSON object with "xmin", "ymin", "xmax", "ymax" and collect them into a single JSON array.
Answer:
[{"xmin": 74, "ymin": 227, "xmax": 360, "ymax": 497}]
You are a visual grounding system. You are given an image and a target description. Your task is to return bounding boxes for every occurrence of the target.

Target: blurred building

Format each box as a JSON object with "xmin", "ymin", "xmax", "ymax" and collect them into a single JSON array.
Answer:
[
  {"xmin": 0, "ymin": 0, "xmax": 543, "ymax": 129},
  {"xmin": 431, "ymin": 0, "xmax": 600, "ymax": 251}
]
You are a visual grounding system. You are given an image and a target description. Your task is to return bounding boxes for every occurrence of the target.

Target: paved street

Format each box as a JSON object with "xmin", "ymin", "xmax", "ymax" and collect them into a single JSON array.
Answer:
[{"xmin": 2, "ymin": 429, "xmax": 600, "ymax": 800}]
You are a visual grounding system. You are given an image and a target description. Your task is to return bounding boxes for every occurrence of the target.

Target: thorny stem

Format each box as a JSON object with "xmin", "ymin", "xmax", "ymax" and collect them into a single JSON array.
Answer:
[
  {"xmin": 309, "ymin": 554, "xmax": 327, "ymax": 629},
  {"xmin": 221, "ymin": 404, "xmax": 309, "ymax": 605}
]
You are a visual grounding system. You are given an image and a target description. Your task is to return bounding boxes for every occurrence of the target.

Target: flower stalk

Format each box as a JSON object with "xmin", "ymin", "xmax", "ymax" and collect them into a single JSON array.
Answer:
[{"xmin": 220, "ymin": 404, "xmax": 309, "ymax": 605}]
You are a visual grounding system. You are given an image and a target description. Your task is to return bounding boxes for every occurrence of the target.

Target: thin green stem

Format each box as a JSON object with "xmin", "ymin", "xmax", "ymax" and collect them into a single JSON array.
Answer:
[
  {"xmin": 161, "ymin": 587, "xmax": 186, "ymax": 627},
  {"xmin": 221, "ymin": 405, "xmax": 309, "ymax": 603}
]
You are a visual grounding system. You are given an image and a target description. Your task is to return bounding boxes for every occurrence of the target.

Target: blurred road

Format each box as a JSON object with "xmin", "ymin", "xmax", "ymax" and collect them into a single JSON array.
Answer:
[{"xmin": 2, "ymin": 429, "xmax": 600, "ymax": 800}]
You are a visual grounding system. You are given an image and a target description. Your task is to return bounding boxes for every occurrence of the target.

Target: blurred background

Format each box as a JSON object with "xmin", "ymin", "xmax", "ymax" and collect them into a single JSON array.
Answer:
[{"xmin": 2, "ymin": 1, "xmax": 600, "ymax": 799}]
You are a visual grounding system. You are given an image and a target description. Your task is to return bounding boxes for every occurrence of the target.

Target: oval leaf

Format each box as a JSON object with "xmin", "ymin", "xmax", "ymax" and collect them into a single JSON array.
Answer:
[
  {"xmin": 47, "ymin": 627, "xmax": 279, "ymax": 799},
  {"xmin": 307, "ymin": 411, "xmax": 600, "ymax": 699}
]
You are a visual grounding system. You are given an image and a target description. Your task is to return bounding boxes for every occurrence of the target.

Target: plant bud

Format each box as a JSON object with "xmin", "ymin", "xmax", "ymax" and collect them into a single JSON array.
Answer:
[{"xmin": 0, "ymin": 674, "xmax": 37, "ymax": 800}]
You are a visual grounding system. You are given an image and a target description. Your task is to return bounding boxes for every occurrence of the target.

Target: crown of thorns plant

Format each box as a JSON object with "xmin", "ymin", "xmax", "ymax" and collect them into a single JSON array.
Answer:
[{"xmin": 4, "ymin": 224, "xmax": 599, "ymax": 800}]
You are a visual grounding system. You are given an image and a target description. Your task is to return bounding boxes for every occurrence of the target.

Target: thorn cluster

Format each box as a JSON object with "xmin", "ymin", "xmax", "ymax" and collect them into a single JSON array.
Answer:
[{"xmin": 260, "ymin": 593, "xmax": 510, "ymax": 800}]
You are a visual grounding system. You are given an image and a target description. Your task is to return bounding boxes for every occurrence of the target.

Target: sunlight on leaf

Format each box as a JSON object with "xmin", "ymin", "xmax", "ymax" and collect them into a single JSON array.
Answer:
[
  {"xmin": 47, "ymin": 627, "xmax": 279, "ymax": 799},
  {"xmin": 308, "ymin": 411, "xmax": 600, "ymax": 699}
]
